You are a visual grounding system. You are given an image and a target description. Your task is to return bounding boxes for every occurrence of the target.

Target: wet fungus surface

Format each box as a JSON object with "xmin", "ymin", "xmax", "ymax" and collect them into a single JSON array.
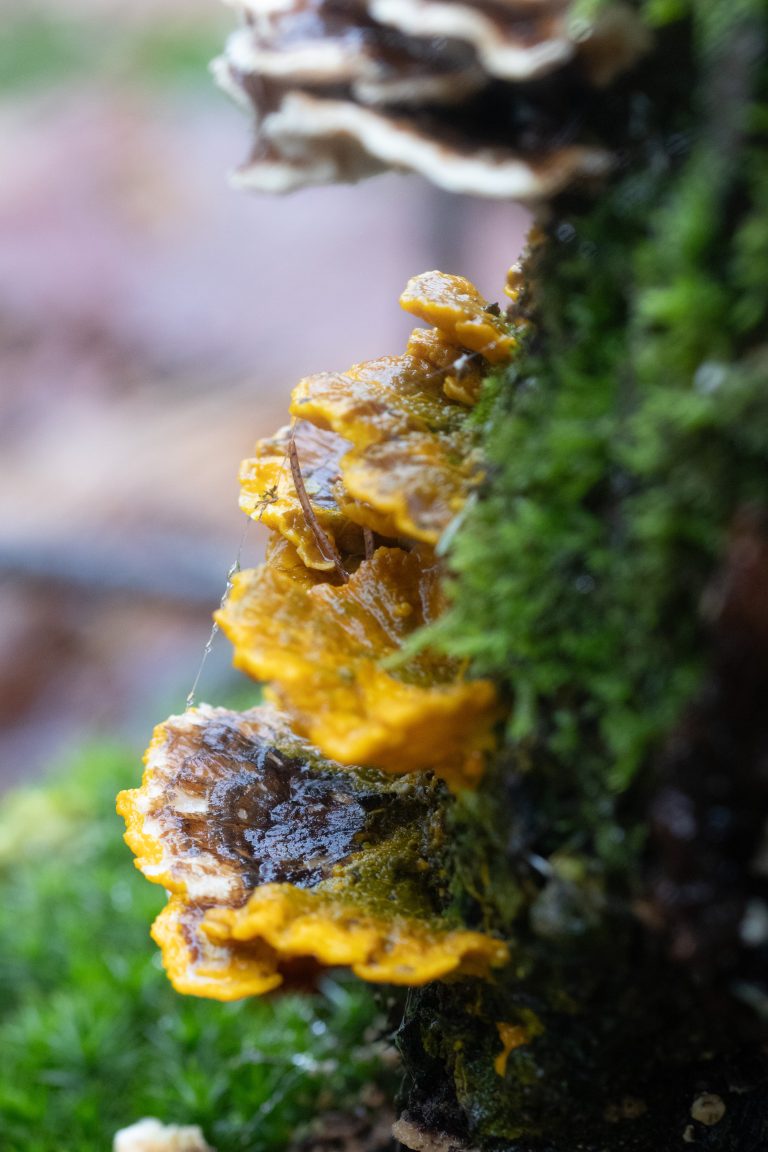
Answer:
[
  {"xmin": 216, "ymin": 547, "xmax": 499, "ymax": 785},
  {"xmin": 400, "ymin": 271, "xmax": 515, "ymax": 363},
  {"xmin": 285, "ymin": 270, "xmax": 514, "ymax": 545},
  {"xmin": 239, "ymin": 422, "xmax": 364, "ymax": 571},
  {"xmin": 119, "ymin": 706, "xmax": 508, "ymax": 999},
  {"xmin": 120, "ymin": 705, "xmax": 385, "ymax": 897},
  {"xmin": 120, "ymin": 271, "xmax": 511, "ymax": 998}
]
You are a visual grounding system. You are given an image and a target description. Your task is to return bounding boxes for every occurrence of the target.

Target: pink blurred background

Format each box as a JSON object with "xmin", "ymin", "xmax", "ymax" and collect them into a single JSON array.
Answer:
[{"xmin": 0, "ymin": 0, "xmax": 529, "ymax": 785}]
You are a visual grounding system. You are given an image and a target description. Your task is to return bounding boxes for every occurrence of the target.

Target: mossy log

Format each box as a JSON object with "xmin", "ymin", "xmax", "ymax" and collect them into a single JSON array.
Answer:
[
  {"xmin": 117, "ymin": 2, "xmax": 768, "ymax": 1146},
  {"xmin": 398, "ymin": 3, "xmax": 768, "ymax": 1148}
]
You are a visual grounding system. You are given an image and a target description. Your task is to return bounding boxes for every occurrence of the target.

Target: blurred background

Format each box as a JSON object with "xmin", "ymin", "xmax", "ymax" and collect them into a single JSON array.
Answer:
[{"xmin": 0, "ymin": 0, "xmax": 529, "ymax": 788}]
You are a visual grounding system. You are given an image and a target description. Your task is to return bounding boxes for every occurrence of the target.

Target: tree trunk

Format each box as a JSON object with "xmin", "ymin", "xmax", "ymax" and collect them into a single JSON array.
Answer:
[{"xmin": 396, "ymin": 5, "xmax": 768, "ymax": 1147}]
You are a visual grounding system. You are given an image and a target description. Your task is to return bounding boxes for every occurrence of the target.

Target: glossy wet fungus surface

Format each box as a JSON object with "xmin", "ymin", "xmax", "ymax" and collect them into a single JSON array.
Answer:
[
  {"xmin": 173, "ymin": 716, "xmax": 372, "ymax": 889},
  {"xmin": 120, "ymin": 272, "xmax": 513, "ymax": 997},
  {"xmin": 122, "ymin": 706, "xmax": 432, "ymax": 897}
]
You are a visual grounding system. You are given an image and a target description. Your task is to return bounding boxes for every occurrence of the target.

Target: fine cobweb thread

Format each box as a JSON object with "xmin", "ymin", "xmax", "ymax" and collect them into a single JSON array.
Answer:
[{"xmin": 184, "ymin": 517, "xmax": 252, "ymax": 711}]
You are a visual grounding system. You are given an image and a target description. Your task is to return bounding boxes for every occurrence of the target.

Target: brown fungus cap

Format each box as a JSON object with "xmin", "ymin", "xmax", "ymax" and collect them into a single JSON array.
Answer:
[
  {"xmin": 118, "ymin": 705, "xmax": 507, "ymax": 999},
  {"xmin": 222, "ymin": 84, "xmax": 611, "ymax": 199},
  {"xmin": 368, "ymin": 0, "xmax": 574, "ymax": 82},
  {"xmin": 216, "ymin": 0, "xmax": 647, "ymax": 199}
]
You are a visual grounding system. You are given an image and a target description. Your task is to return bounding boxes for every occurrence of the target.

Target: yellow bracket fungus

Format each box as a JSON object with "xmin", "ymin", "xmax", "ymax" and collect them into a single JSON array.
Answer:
[
  {"xmin": 283, "ymin": 272, "xmax": 513, "ymax": 544},
  {"xmin": 216, "ymin": 547, "xmax": 498, "ymax": 788},
  {"xmin": 406, "ymin": 326, "xmax": 486, "ymax": 406},
  {"xmin": 120, "ymin": 270, "xmax": 512, "ymax": 999},
  {"xmin": 291, "ymin": 353, "xmax": 466, "ymax": 448},
  {"xmin": 203, "ymin": 884, "xmax": 508, "ymax": 990},
  {"xmin": 493, "ymin": 1011, "xmax": 545, "ymax": 1077},
  {"xmin": 118, "ymin": 705, "xmax": 508, "ymax": 1000},
  {"xmin": 400, "ymin": 271, "xmax": 516, "ymax": 364},
  {"xmin": 289, "ymin": 353, "xmax": 478, "ymax": 546},
  {"xmin": 339, "ymin": 431, "xmax": 480, "ymax": 546}
]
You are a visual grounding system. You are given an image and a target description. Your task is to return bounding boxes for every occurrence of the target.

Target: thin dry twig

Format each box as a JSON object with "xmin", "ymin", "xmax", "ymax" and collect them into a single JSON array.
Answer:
[
  {"xmin": 363, "ymin": 528, "xmax": 375, "ymax": 561},
  {"xmin": 288, "ymin": 424, "xmax": 349, "ymax": 583}
]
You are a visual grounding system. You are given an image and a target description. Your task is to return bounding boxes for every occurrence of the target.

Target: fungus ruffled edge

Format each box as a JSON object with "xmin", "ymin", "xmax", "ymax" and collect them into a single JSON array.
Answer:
[
  {"xmin": 119, "ymin": 270, "xmax": 516, "ymax": 998},
  {"xmin": 118, "ymin": 705, "xmax": 509, "ymax": 1000}
]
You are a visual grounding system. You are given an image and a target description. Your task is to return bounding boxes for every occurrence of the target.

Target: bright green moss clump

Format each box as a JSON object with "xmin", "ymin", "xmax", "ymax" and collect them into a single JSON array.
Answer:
[{"xmin": 0, "ymin": 746, "xmax": 396, "ymax": 1152}]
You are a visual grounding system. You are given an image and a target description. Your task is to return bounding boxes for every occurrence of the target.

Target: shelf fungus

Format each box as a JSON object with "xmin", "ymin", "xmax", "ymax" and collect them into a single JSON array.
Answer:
[
  {"xmin": 121, "ymin": 270, "xmax": 509, "ymax": 998},
  {"xmin": 290, "ymin": 361, "xmax": 479, "ymax": 546},
  {"xmin": 217, "ymin": 546, "xmax": 498, "ymax": 787},
  {"xmin": 400, "ymin": 270, "xmax": 515, "ymax": 363},
  {"xmin": 118, "ymin": 706, "xmax": 508, "ymax": 999},
  {"xmin": 286, "ymin": 270, "xmax": 512, "ymax": 545},
  {"xmin": 225, "ymin": 271, "xmax": 506, "ymax": 787},
  {"xmin": 214, "ymin": 0, "xmax": 648, "ymax": 198}
]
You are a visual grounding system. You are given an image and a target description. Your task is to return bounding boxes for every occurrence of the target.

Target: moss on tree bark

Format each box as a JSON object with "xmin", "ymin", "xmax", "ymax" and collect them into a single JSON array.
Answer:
[{"xmin": 397, "ymin": 4, "xmax": 768, "ymax": 1147}]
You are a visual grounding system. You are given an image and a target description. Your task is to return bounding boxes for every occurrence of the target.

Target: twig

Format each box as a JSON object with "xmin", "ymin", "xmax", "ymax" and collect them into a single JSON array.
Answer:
[{"xmin": 288, "ymin": 425, "xmax": 349, "ymax": 583}]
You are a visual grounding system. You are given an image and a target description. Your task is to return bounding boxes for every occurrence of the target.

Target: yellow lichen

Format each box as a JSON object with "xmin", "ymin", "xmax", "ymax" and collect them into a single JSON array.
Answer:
[
  {"xmin": 400, "ymin": 271, "xmax": 515, "ymax": 364},
  {"xmin": 216, "ymin": 548, "xmax": 498, "ymax": 787}
]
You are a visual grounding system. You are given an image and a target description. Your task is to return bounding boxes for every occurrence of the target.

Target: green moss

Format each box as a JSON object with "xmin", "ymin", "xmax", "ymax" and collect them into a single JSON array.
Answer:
[
  {"xmin": 0, "ymin": 745, "xmax": 396, "ymax": 1152},
  {"xmin": 325, "ymin": 782, "xmax": 449, "ymax": 922},
  {"xmin": 398, "ymin": 6, "xmax": 768, "ymax": 1142},
  {"xmin": 0, "ymin": 11, "xmax": 226, "ymax": 94},
  {"xmin": 434, "ymin": 2, "xmax": 768, "ymax": 876}
]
